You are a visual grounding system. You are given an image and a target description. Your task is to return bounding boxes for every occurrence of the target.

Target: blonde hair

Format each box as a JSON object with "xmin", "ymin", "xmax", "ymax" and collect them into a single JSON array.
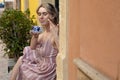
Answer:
[{"xmin": 36, "ymin": 3, "xmax": 59, "ymax": 25}]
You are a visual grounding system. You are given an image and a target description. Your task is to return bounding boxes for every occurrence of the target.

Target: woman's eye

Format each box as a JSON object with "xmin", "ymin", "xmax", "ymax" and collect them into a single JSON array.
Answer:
[
  {"xmin": 43, "ymin": 12, "xmax": 48, "ymax": 16},
  {"xmin": 37, "ymin": 12, "xmax": 48, "ymax": 16},
  {"xmin": 37, "ymin": 13, "xmax": 41, "ymax": 16}
]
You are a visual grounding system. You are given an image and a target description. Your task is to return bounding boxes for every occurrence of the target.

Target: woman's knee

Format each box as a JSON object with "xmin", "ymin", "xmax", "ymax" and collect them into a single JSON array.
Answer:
[{"xmin": 23, "ymin": 46, "xmax": 30, "ymax": 54}]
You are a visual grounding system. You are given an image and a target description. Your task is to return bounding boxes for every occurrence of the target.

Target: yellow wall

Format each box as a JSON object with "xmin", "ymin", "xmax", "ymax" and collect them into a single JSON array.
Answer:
[
  {"xmin": 21, "ymin": 0, "xmax": 24, "ymax": 12},
  {"xmin": 29, "ymin": 0, "xmax": 39, "ymax": 23},
  {"xmin": 21, "ymin": 0, "xmax": 40, "ymax": 24}
]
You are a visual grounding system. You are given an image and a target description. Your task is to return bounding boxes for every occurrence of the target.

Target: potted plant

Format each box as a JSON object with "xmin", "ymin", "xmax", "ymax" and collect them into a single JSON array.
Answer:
[{"xmin": 0, "ymin": 8, "xmax": 36, "ymax": 72}]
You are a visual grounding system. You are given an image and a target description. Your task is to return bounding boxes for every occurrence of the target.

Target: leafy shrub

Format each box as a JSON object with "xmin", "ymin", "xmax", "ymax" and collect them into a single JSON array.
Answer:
[{"xmin": 0, "ymin": 8, "xmax": 36, "ymax": 59}]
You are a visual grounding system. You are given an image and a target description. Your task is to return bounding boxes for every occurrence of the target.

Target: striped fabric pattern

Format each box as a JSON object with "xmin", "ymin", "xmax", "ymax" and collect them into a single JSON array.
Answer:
[{"xmin": 17, "ymin": 39, "xmax": 58, "ymax": 80}]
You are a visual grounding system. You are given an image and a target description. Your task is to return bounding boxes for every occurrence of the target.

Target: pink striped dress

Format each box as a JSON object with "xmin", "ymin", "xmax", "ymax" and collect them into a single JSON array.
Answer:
[{"xmin": 17, "ymin": 39, "xmax": 58, "ymax": 80}]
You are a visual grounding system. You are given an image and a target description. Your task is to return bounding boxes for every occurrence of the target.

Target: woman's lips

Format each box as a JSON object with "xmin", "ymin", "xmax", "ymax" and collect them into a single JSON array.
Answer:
[
  {"xmin": 40, "ymin": 20, "xmax": 44, "ymax": 23},
  {"xmin": 39, "ymin": 19, "xmax": 44, "ymax": 22}
]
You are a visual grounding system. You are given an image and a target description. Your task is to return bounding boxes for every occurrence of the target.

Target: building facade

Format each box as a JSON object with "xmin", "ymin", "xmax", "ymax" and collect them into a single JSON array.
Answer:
[{"xmin": 13, "ymin": 0, "xmax": 120, "ymax": 80}]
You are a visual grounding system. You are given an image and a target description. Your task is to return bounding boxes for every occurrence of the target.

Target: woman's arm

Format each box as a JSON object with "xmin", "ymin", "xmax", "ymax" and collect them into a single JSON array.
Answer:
[
  {"xmin": 48, "ymin": 19, "xmax": 59, "ymax": 49},
  {"xmin": 52, "ymin": 31, "xmax": 59, "ymax": 50},
  {"xmin": 30, "ymin": 36, "xmax": 38, "ymax": 50},
  {"xmin": 29, "ymin": 30, "xmax": 41, "ymax": 50}
]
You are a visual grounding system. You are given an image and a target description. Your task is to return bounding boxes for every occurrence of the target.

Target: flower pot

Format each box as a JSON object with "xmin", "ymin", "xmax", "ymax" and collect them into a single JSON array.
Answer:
[{"xmin": 8, "ymin": 58, "xmax": 16, "ymax": 72}]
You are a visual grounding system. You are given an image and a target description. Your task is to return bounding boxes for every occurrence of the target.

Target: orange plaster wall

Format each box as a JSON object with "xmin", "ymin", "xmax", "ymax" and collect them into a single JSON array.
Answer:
[
  {"xmin": 68, "ymin": 0, "xmax": 80, "ymax": 80},
  {"xmin": 79, "ymin": 0, "xmax": 120, "ymax": 79},
  {"xmin": 68, "ymin": 0, "xmax": 120, "ymax": 80}
]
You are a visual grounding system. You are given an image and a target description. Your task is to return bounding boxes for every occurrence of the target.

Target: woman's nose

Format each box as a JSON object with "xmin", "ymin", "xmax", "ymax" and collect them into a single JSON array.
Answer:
[{"xmin": 40, "ymin": 15, "xmax": 43, "ymax": 19}]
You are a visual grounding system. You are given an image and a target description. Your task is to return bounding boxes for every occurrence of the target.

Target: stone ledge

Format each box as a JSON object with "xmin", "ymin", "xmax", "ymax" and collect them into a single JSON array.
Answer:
[{"xmin": 73, "ymin": 58, "xmax": 111, "ymax": 80}]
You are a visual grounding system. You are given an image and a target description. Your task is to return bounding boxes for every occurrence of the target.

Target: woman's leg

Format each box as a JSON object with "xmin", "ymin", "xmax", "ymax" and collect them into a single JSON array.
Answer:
[{"xmin": 10, "ymin": 56, "xmax": 23, "ymax": 80}]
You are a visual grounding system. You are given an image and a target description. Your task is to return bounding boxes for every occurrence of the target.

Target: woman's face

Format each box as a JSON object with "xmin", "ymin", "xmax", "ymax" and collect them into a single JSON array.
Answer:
[{"xmin": 37, "ymin": 7, "xmax": 50, "ymax": 26}]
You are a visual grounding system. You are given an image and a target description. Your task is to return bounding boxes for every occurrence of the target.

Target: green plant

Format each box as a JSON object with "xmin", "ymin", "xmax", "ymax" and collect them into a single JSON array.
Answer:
[{"xmin": 0, "ymin": 8, "xmax": 36, "ymax": 59}]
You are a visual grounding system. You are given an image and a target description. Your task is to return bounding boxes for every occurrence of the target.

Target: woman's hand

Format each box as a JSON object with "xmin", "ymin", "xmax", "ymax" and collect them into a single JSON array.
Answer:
[
  {"xmin": 48, "ymin": 19, "xmax": 59, "ymax": 35},
  {"xmin": 29, "ymin": 30, "xmax": 41, "ymax": 38},
  {"xmin": 30, "ymin": 30, "xmax": 42, "ymax": 50}
]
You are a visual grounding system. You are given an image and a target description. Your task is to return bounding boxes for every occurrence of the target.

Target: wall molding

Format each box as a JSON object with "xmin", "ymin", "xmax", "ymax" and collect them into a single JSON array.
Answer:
[{"xmin": 73, "ymin": 58, "xmax": 111, "ymax": 80}]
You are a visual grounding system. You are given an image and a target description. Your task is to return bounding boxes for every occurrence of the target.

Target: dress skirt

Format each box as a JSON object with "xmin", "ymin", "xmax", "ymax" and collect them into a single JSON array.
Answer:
[{"xmin": 17, "ymin": 39, "xmax": 58, "ymax": 80}]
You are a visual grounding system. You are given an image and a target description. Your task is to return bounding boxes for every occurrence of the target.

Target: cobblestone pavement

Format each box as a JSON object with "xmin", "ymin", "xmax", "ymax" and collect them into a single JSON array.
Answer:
[
  {"xmin": 0, "ymin": 8, "xmax": 11, "ymax": 80},
  {"xmin": 0, "ymin": 40, "xmax": 10, "ymax": 80},
  {"xmin": 0, "ymin": 8, "xmax": 9, "ymax": 80}
]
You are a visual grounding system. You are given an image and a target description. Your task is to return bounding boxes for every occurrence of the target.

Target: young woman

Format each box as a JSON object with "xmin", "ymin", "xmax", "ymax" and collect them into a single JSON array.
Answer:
[{"xmin": 10, "ymin": 3, "xmax": 59, "ymax": 80}]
